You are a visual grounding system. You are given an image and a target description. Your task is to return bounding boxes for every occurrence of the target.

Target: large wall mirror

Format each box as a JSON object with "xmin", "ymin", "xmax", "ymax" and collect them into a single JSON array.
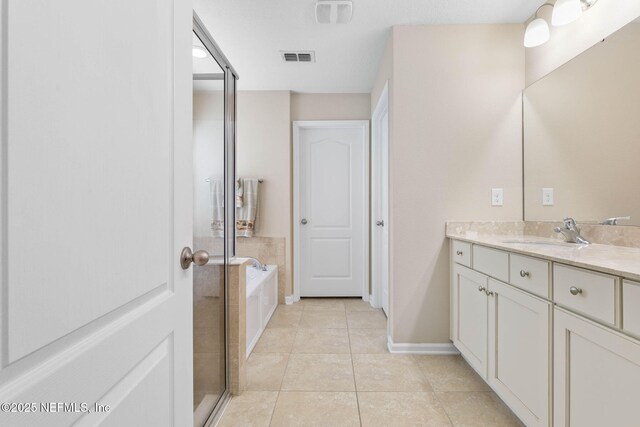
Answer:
[{"xmin": 523, "ymin": 18, "xmax": 640, "ymax": 227}]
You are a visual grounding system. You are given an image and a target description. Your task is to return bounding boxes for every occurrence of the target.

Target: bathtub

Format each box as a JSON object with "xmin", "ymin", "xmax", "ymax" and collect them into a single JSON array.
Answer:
[{"xmin": 246, "ymin": 265, "xmax": 278, "ymax": 357}]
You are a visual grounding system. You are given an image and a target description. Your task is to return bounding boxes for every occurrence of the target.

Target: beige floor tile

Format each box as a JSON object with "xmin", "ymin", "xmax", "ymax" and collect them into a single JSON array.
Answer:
[
  {"xmin": 299, "ymin": 310, "xmax": 347, "ymax": 329},
  {"xmin": 274, "ymin": 303, "xmax": 304, "ymax": 312},
  {"xmin": 358, "ymin": 392, "xmax": 452, "ymax": 426},
  {"xmin": 353, "ymin": 354, "xmax": 432, "ymax": 392},
  {"xmin": 267, "ymin": 309, "xmax": 303, "ymax": 329},
  {"xmin": 217, "ymin": 391, "xmax": 279, "ymax": 427},
  {"xmin": 282, "ymin": 353, "xmax": 355, "ymax": 391},
  {"xmin": 253, "ymin": 328, "xmax": 297, "ymax": 353},
  {"xmin": 302, "ymin": 298, "xmax": 346, "ymax": 311},
  {"xmin": 292, "ymin": 328, "xmax": 350, "ymax": 354},
  {"xmin": 344, "ymin": 299, "xmax": 380, "ymax": 312},
  {"xmin": 346, "ymin": 311, "xmax": 387, "ymax": 329},
  {"xmin": 270, "ymin": 392, "xmax": 360, "ymax": 427},
  {"xmin": 413, "ymin": 355, "xmax": 491, "ymax": 392},
  {"xmin": 349, "ymin": 329, "xmax": 389, "ymax": 354},
  {"xmin": 436, "ymin": 391, "xmax": 525, "ymax": 427},
  {"xmin": 246, "ymin": 353, "xmax": 289, "ymax": 391}
]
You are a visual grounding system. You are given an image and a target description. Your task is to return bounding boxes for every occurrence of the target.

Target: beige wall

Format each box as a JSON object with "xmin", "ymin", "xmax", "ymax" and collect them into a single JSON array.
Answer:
[
  {"xmin": 525, "ymin": 0, "xmax": 640, "ymax": 85},
  {"xmin": 291, "ymin": 93, "xmax": 371, "ymax": 121},
  {"xmin": 378, "ymin": 25, "xmax": 524, "ymax": 344},
  {"xmin": 524, "ymin": 23, "xmax": 640, "ymax": 226},
  {"xmin": 236, "ymin": 91, "xmax": 292, "ymax": 298},
  {"xmin": 235, "ymin": 91, "xmax": 372, "ymax": 300}
]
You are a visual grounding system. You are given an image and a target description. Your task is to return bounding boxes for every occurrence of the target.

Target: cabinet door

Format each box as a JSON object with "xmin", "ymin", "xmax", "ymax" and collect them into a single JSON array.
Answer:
[
  {"xmin": 554, "ymin": 308, "xmax": 640, "ymax": 427},
  {"xmin": 452, "ymin": 264, "xmax": 488, "ymax": 378},
  {"xmin": 488, "ymin": 279, "xmax": 551, "ymax": 427}
]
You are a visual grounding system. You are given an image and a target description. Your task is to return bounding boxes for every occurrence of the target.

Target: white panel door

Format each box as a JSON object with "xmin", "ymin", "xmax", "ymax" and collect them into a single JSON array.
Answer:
[
  {"xmin": 372, "ymin": 83, "xmax": 390, "ymax": 315},
  {"xmin": 294, "ymin": 121, "xmax": 369, "ymax": 298},
  {"xmin": 0, "ymin": 1, "xmax": 192, "ymax": 426}
]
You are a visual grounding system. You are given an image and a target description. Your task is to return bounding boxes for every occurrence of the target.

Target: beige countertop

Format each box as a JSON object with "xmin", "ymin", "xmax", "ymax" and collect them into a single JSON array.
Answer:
[{"xmin": 446, "ymin": 230, "xmax": 640, "ymax": 282}]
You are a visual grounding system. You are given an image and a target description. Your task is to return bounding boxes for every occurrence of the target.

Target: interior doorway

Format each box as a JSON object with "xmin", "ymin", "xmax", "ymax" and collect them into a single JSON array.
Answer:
[
  {"xmin": 293, "ymin": 121, "xmax": 370, "ymax": 300},
  {"xmin": 371, "ymin": 83, "xmax": 390, "ymax": 316}
]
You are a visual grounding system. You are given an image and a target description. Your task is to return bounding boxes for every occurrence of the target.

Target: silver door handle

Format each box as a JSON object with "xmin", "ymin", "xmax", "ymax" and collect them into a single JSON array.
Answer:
[
  {"xmin": 300, "ymin": 218, "xmax": 308, "ymax": 225},
  {"xmin": 376, "ymin": 220, "xmax": 385, "ymax": 227},
  {"xmin": 569, "ymin": 286, "xmax": 583, "ymax": 296},
  {"xmin": 180, "ymin": 247, "xmax": 210, "ymax": 270}
]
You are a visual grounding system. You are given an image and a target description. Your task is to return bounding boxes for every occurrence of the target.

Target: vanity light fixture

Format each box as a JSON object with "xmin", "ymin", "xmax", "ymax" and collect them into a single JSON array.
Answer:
[
  {"xmin": 524, "ymin": 0, "xmax": 598, "ymax": 48},
  {"xmin": 552, "ymin": 0, "xmax": 583, "ymax": 26},
  {"xmin": 192, "ymin": 46, "xmax": 208, "ymax": 59},
  {"xmin": 524, "ymin": 3, "xmax": 552, "ymax": 48}
]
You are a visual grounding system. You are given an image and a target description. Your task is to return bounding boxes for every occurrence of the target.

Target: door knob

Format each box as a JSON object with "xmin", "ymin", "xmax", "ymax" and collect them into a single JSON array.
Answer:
[
  {"xmin": 376, "ymin": 220, "xmax": 385, "ymax": 227},
  {"xmin": 180, "ymin": 247, "xmax": 210, "ymax": 270},
  {"xmin": 301, "ymin": 218, "xmax": 308, "ymax": 225}
]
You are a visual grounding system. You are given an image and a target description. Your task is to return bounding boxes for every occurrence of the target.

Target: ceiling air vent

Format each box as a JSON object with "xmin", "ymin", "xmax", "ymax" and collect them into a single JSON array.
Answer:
[
  {"xmin": 315, "ymin": 0, "xmax": 353, "ymax": 24},
  {"xmin": 280, "ymin": 51, "xmax": 316, "ymax": 63}
]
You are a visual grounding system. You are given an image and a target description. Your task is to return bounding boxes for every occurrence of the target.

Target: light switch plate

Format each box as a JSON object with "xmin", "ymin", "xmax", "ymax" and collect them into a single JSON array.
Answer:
[
  {"xmin": 492, "ymin": 188, "xmax": 504, "ymax": 206},
  {"xmin": 542, "ymin": 188, "xmax": 554, "ymax": 206}
]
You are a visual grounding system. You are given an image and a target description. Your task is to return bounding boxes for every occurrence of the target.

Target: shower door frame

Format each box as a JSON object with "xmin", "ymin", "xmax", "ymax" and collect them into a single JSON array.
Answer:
[{"xmin": 192, "ymin": 11, "xmax": 238, "ymax": 427}]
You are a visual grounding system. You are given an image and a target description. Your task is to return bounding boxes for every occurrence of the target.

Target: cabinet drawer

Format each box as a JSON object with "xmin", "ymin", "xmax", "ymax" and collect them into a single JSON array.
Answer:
[
  {"xmin": 509, "ymin": 254, "xmax": 550, "ymax": 299},
  {"xmin": 451, "ymin": 240, "xmax": 472, "ymax": 267},
  {"xmin": 623, "ymin": 280, "xmax": 640, "ymax": 337},
  {"xmin": 554, "ymin": 264, "xmax": 618, "ymax": 325},
  {"xmin": 473, "ymin": 245, "xmax": 509, "ymax": 282}
]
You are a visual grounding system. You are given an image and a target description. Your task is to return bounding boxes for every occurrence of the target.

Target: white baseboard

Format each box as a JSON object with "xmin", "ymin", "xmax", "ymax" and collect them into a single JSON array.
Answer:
[
  {"xmin": 387, "ymin": 336, "xmax": 460, "ymax": 355},
  {"xmin": 362, "ymin": 293, "xmax": 370, "ymax": 302},
  {"xmin": 285, "ymin": 295, "xmax": 295, "ymax": 305}
]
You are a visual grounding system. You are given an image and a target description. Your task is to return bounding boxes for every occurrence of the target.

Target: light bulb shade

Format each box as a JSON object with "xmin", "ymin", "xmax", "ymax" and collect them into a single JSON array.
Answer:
[
  {"xmin": 192, "ymin": 46, "xmax": 208, "ymax": 59},
  {"xmin": 552, "ymin": 0, "xmax": 583, "ymax": 26},
  {"xmin": 524, "ymin": 18, "xmax": 550, "ymax": 48}
]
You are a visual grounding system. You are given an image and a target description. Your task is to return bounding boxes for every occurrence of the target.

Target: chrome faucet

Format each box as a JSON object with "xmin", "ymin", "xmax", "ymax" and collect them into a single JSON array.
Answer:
[
  {"xmin": 600, "ymin": 216, "xmax": 631, "ymax": 226},
  {"xmin": 554, "ymin": 218, "xmax": 590, "ymax": 244},
  {"xmin": 246, "ymin": 257, "xmax": 267, "ymax": 271}
]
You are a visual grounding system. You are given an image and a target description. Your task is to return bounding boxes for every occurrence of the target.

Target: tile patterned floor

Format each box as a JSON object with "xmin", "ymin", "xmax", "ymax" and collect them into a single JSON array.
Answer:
[{"xmin": 216, "ymin": 298, "xmax": 524, "ymax": 427}]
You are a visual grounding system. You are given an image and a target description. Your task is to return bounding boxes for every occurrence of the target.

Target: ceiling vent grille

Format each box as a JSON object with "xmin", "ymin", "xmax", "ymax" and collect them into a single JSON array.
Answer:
[
  {"xmin": 315, "ymin": 0, "xmax": 353, "ymax": 24},
  {"xmin": 280, "ymin": 51, "xmax": 316, "ymax": 63}
]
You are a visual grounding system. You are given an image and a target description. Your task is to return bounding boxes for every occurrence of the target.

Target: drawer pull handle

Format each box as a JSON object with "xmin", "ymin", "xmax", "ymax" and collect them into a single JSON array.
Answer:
[
  {"xmin": 569, "ymin": 286, "xmax": 583, "ymax": 296},
  {"xmin": 519, "ymin": 270, "xmax": 530, "ymax": 278},
  {"xmin": 456, "ymin": 250, "xmax": 463, "ymax": 256},
  {"xmin": 485, "ymin": 290, "xmax": 494, "ymax": 297},
  {"xmin": 478, "ymin": 286, "xmax": 486, "ymax": 293}
]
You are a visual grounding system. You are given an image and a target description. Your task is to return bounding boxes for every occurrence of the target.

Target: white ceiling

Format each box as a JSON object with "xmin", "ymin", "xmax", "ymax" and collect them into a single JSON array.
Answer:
[{"xmin": 194, "ymin": 0, "xmax": 542, "ymax": 93}]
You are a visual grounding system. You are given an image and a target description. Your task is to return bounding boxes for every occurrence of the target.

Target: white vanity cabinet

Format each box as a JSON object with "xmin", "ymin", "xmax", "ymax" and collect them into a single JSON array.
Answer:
[
  {"xmin": 450, "ymin": 238, "xmax": 640, "ymax": 427},
  {"xmin": 488, "ymin": 279, "xmax": 551, "ymax": 427},
  {"xmin": 451, "ymin": 264, "xmax": 488, "ymax": 377},
  {"xmin": 553, "ymin": 308, "xmax": 640, "ymax": 427},
  {"xmin": 451, "ymin": 259, "xmax": 551, "ymax": 426}
]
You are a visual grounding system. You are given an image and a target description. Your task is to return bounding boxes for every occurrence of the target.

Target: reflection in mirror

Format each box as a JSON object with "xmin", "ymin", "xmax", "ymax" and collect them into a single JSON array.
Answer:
[{"xmin": 524, "ymin": 19, "xmax": 640, "ymax": 226}]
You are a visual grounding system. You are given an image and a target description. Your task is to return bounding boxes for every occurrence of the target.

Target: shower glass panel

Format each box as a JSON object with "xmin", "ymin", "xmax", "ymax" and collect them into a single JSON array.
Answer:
[{"xmin": 192, "ymin": 12, "xmax": 238, "ymax": 425}]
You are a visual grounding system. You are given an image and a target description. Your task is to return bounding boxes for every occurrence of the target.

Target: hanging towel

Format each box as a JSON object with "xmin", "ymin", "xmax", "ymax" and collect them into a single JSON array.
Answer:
[
  {"xmin": 235, "ymin": 178, "xmax": 244, "ymax": 208},
  {"xmin": 209, "ymin": 178, "xmax": 225, "ymax": 237},
  {"xmin": 236, "ymin": 178, "xmax": 260, "ymax": 237}
]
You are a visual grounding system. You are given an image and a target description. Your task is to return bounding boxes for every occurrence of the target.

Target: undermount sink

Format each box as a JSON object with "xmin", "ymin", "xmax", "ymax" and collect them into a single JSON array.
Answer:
[{"xmin": 501, "ymin": 239, "xmax": 585, "ymax": 247}]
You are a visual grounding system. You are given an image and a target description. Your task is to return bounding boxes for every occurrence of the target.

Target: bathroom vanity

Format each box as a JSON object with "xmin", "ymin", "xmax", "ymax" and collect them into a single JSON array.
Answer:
[{"xmin": 447, "ymin": 224, "xmax": 640, "ymax": 427}]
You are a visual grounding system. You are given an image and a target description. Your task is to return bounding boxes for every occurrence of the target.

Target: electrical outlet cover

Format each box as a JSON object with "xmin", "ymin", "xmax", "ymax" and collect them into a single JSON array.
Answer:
[{"xmin": 492, "ymin": 188, "xmax": 504, "ymax": 206}]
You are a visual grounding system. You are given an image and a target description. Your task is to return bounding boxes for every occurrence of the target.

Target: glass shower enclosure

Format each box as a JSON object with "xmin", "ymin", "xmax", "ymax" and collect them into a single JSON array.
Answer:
[{"xmin": 192, "ymin": 12, "xmax": 237, "ymax": 427}]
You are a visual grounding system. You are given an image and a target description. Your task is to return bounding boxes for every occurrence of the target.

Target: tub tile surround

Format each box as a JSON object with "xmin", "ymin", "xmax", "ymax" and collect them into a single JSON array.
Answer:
[
  {"xmin": 446, "ymin": 221, "xmax": 640, "ymax": 281},
  {"xmin": 195, "ymin": 236, "xmax": 287, "ymax": 304},
  {"xmin": 228, "ymin": 258, "xmax": 251, "ymax": 395},
  {"xmin": 217, "ymin": 298, "xmax": 523, "ymax": 426}
]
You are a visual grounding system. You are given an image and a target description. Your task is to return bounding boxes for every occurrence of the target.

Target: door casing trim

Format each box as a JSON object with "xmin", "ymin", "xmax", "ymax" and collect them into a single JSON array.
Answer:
[{"xmin": 292, "ymin": 120, "xmax": 370, "ymax": 301}]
